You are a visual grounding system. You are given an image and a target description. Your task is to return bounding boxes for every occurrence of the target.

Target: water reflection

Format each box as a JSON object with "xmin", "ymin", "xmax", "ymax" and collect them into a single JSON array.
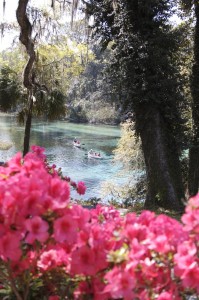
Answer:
[{"xmin": 0, "ymin": 114, "xmax": 127, "ymax": 201}]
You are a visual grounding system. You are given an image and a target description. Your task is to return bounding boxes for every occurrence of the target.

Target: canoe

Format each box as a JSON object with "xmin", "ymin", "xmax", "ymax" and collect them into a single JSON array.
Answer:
[
  {"xmin": 88, "ymin": 152, "xmax": 102, "ymax": 159},
  {"xmin": 73, "ymin": 141, "xmax": 81, "ymax": 147}
]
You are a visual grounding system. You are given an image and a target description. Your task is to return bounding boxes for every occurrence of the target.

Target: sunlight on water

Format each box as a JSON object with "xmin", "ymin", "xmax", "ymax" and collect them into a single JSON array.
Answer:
[{"xmin": 0, "ymin": 114, "xmax": 132, "ymax": 201}]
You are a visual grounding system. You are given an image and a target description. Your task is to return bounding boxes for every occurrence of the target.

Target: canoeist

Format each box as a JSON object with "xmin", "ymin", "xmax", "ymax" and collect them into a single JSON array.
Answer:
[
  {"xmin": 88, "ymin": 149, "xmax": 102, "ymax": 159},
  {"xmin": 73, "ymin": 138, "xmax": 81, "ymax": 147}
]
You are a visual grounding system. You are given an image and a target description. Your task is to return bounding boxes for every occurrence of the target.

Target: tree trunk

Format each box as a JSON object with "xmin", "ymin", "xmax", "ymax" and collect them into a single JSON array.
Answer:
[
  {"xmin": 23, "ymin": 92, "xmax": 33, "ymax": 156},
  {"xmin": 16, "ymin": 0, "xmax": 36, "ymax": 156},
  {"xmin": 188, "ymin": 2, "xmax": 199, "ymax": 196},
  {"xmin": 136, "ymin": 104, "xmax": 185, "ymax": 212}
]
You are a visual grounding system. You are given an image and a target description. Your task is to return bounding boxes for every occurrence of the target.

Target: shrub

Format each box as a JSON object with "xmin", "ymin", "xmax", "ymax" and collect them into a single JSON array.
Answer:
[{"xmin": 0, "ymin": 146, "xmax": 198, "ymax": 299}]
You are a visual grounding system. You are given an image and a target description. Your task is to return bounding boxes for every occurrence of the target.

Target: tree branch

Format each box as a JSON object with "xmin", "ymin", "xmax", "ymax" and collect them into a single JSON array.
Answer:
[{"xmin": 16, "ymin": 0, "xmax": 36, "ymax": 89}]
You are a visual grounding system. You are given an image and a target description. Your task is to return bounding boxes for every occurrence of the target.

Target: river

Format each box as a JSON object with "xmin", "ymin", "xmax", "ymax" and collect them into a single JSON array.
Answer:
[{"xmin": 0, "ymin": 114, "xmax": 130, "ymax": 202}]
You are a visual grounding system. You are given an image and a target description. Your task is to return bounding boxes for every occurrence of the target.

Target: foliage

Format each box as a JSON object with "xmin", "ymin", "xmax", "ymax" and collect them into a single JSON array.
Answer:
[
  {"xmin": 67, "ymin": 45, "xmax": 121, "ymax": 124},
  {"xmin": 171, "ymin": 20, "xmax": 194, "ymax": 160},
  {"xmin": 86, "ymin": 0, "xmax": 188, "ymax": 210},
  {"xmin": 183, "ymin": 1, "xmax": 199, "ymax": 196},
  {"xmin": 101, "ymin": 176, "xmax": 146, "ymax": 208},
  {"xmin": 101, "ymin": 120, "xmax": 146, "ymax": 206},
  {"xmin": 1, "ymin": 147, "xmax": 199, "ymax": 299},
  {"xmin": 88, "ymin": 0, "xmax": 186, "ymax": 139},
  {"xmin": 113, "ymin": 120, "xmax": 144, "ymax": 170},
  {"xmin": 35, "ymin": 42, "xmax": 91, "ymax": 96},
  {"xmin": 0, "ymin": 66, "xmax": 23, "ymax": 112}
]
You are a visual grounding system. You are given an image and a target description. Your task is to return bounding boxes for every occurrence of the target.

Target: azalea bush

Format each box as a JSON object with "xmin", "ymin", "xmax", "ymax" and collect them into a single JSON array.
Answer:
[{"xmin": 0, "ymin": 146, "xmax": 199, "ymax": 299}]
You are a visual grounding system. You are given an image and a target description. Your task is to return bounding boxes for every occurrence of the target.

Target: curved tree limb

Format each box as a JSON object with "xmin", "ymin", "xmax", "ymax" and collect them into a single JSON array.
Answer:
[
  {"xmin": 16, "ymin": 0, "xmax": 36, "ymax": 156},
  {"xmin": 16, "ymin": 0, "xmax": 36, "ymax": 89}
]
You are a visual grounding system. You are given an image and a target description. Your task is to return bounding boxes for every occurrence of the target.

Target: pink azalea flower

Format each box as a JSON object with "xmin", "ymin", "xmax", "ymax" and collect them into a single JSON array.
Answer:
[
  {"xmin": 138, "ymin": 210, "xmax": 155, "ymax": 226},
  {"xmin": 74, "ymin": 281, "xmax": 92, "ymax": 299},
  {"xmin": 104, "ymin": 266, "xmax": 136, "ymax": 300},
  {"xmin": 70, "ymin": 245, "xmax": 97, "ymax": 276},
  {"xmin": 70, "ymin": 204, "xmax": 90, "ymax": 229},
  {"xmin": 25, "ymin": 216, "xmax": 49, "ymax": 244},
  {"xmin": 76, "ymin": 181, "xmax": 86, "ymax": 195},
  {"xmin": 0, "ymin": 232, "xmax": 21, "ymax": 261},
  {"xmin": 124, "ymin": 212, "xmax": 137, "ymax": 225},
  {"xmin": 53, "ymin": 215, "xmax": 78, "ymax": 244},
  {"xmin": 21, "ymin": 190, "xmax": 44, "ymax": 217},
  {"xmin": 174, "ymin": 241, "xmax": 198, "ymax": 278},
  {"xmin": 129, "ymin": 238, "xmax": 147, "ymax": 260},
  {"xmin": 7, "ymin": 152, "xmax": 23, "ymax": 171},
  {"xmin": 49, "ymin": 177, "xmax": 70, "ymax": 209},
  {"xmin": 38, "ymin": 247, "xmax": 68, "ymax": 271},
  {"xmin": 92, "ymin": 277, "xmax": 111, "ymax": 300},
  {"xmin": 174, "ymin": 254, "xmax": 196, "ymax": 278},
  {"xmin": 157, "ymin": 291, "xmax": 173, "ymax": 300},
  {"xmin": 30, "ymin": 145, "xmax": 46, "ymax": 160},
  {"xmin": 182, "ymin": 208, "xmax": 199, "ymax": 233},
  {"xmin": 48, "ymin": 296, "xmax": 60, "ymax": 300},
  {"xmin": 91, "ymin": 205, "xmax": 120, "ymax": 223},
  {"xmin": 140, "ymin": 257, "xmax": 158, "ymax": 279},
  {"xmin": 148, "ymin": 234, "xmax": 171, "ymax": 254},
  {"xmin": 181, "ymin": 263, "xmax": 199, "ymax": 291}
]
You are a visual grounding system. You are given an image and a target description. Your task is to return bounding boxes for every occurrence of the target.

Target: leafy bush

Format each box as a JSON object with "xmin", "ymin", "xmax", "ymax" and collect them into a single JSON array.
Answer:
[
  {"xmin": 101, "ymin": 120, "xmax": 146, "ymax": 205},
  {"xmin": 0, "ymin": 146, "xmax": 199, "ymax": 299}
]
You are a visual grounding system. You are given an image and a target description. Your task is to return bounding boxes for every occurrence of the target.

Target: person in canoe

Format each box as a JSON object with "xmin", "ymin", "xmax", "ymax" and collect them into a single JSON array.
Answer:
[
  {"xmin": 88, "ymin": 149, "xmax": 101, "ymax": 158},
  {"xmin": 73, "ymin": 138, "xmax": 81, "ymax": 147}
]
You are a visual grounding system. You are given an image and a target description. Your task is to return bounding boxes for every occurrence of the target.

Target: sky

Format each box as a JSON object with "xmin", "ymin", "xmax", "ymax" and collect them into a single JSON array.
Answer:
[
  {"xmin": 0, "ymin": 0, "xmax": 51, "ymax": 50},
  {"xmin": 0, "ymin": 0, "xmax": 181, "ymax": 51}
]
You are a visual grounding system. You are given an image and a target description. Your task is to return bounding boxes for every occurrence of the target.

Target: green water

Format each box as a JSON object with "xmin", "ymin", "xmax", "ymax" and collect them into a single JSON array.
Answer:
[{"xmin": 0, "ymin": 114, "xmax": 127, "ymax": 201}]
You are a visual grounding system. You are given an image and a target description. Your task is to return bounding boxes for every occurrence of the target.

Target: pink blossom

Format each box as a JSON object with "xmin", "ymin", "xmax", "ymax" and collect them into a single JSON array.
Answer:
[
  {"xmin": 48, "ymin": 296, "xmax": 60, "ymax": 300},
  {"xmin": 25, "ymin": 216, "xmax": 49, "ymax": 244},
  {"xmin": 70, "ymin": 181, "xmax": 77, "ymax": 188},
  {"xmin": 74, "ymin": 281, "xmax": 92, "ymax": 299},
  {"xmin": 125, "ymin": 223, "xmax": 148, "ymax": 242},
  {"xmin": 70, "ymin": 204, "xmax": 90, "ymax": 233},
  {"xmin": 30, "ymin": 145, "xmax": 46, "ymax": 160},
  {"xmin": 70, "ymin": 245, "xmax": 97, "ymax": 276},
  {"xmin": 92, "ymin": 277, "xmax": 111, "ymax": 300},
  {"xmin": 91, "ymin": 205, "xmax": 120, "ymax": 223},
  {"xmin": 49, "ymin": 177, "xmax": 70, "ymax": 209},
  {"xmin": 182, "ymin": 206, "xmax": 199, "ymax": 233},
  {"xmin": 7, "ymin": 152, "xmax": 22, "ymax": 171},
  {"xmin": 0, "ymin": 232, "xmax": 21, "ymax": 261},
  {"xmin": 138, "ymin": 210, "xmax": 155, "ymax": 226},
  {"xmin": 128, "ymin": 238, "xmax": 147, "ymax": 260},
  {"xmin": 53, "ymin": 215, "xmax": 78, "ymax": 244},
  {"xmin": 157, "ymin": 291, "xmax": 173, "ymax": 300},
  {"xmin": 38, "ymin": 247, "xmax": 68, "ymax": 271},
  {"xmin": 181, "ymin": 263, "xmax": 199, "ymax": 292},
  {"xmin": 76, "ymin": 181, "xmax": 86, "ymax": 195},
  {"xmin": 104, "ymin": 266, "xmax": 136, "ymax": 300},
  {"xmin": 148, "ymin": 234, "xmax": 171, "ymax": 254}
]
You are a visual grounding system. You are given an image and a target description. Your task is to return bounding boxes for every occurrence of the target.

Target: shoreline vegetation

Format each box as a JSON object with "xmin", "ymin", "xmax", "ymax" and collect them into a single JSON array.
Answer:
[
  {"xmin": 0, "ymin": 141, "xmax": 13, "ymax": 150},
  {"xmin": 0, "ymin": 112, "xmax": 14, "ymax": 150}
]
